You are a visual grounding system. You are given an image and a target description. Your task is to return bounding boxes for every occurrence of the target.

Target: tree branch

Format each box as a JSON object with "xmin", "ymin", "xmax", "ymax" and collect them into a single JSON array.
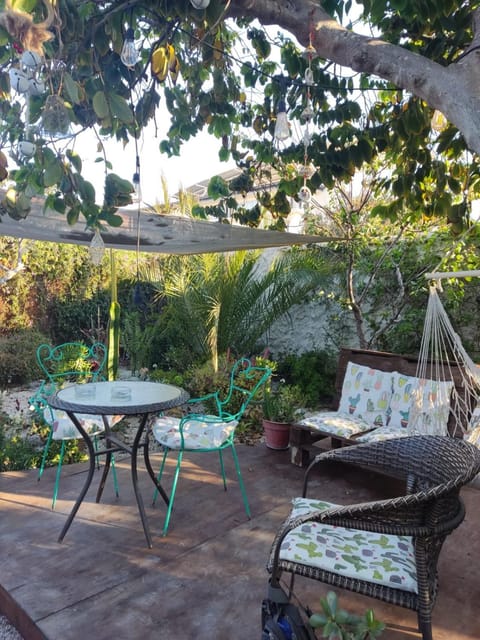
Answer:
[{"xmin": 228, "ymin": 0, "xmax": 480, "ymax": 155}]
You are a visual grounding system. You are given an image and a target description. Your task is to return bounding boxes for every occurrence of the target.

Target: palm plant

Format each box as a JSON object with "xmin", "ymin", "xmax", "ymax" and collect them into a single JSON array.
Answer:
[{"xmin": 142, "ymin": 249, "xmax": 327, "ymax": 370}]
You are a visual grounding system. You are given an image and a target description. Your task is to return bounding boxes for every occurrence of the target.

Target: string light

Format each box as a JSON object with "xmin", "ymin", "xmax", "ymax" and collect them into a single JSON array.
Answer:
[
  {"xmin": 274, "ymin": 98, "xmax": 290, "ymax": 141},
  {"xmin": 431, "ymin": 109, "xmax": 447, "ymax": 132},
  {"xmin": 121, "ymin": 27, "xmax": 139, "ymax": 68}
]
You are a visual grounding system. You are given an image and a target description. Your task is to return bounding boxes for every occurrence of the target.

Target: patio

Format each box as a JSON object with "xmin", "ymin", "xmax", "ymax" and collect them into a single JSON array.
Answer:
[{"xmin": 0, "ymin": 441, "xmax": 479, "ymax": 640}]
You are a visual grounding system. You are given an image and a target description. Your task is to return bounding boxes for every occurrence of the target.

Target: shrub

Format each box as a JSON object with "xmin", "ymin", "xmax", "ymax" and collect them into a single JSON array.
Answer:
[
  {"xmin": 277, "ymin": 350, "xmax": 337, "ymax": 408},
  {"xmin": 0, "ymin": 413, "xmax": 86, "ymax": 471},
  {"xmin": 0, "ymin": 329, "xmax": 49, "ymax": 386},
  {"xmin": 181, "ymin": 354, "xmax": 275, "ymax": 442}
]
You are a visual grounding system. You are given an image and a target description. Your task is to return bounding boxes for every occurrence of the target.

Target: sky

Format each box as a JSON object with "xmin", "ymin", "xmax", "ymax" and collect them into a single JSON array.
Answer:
[{"xmin": 78, "ymin": 112, "xmax": 236, "ymax": 207}]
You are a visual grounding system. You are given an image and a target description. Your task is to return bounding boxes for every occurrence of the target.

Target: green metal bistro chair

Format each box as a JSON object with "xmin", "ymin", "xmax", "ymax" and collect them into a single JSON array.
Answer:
[
  {"xmin": 29, "ymin": 341, "xmax": 122, "ymax": 508},
  {"xmin": 148, "ymin": 357, "xmax": 272, "ymax": 536}
]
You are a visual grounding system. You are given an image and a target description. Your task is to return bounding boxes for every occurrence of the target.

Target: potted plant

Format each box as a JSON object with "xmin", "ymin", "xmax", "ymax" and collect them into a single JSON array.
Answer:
[{"xmin": 262, "ymin": 381, "xmax": 305, "ymax": 450}]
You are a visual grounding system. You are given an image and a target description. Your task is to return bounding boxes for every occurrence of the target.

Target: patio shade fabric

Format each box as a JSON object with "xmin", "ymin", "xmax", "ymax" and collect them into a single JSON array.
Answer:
[{"xmin": 0, "ymin": 199, "xmax": 334, "ymax": 254}]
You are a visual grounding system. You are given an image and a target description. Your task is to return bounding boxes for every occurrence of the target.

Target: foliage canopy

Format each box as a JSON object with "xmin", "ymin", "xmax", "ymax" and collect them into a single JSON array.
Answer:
[{"xmin": 0, "ymin": 0, "xmax": 479, "ymax": 236}]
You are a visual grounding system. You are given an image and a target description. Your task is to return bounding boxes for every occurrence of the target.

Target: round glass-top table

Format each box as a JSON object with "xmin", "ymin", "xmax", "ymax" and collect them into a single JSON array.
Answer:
[{"xmin": 48, "ymin": 380, "xmax": 189, "ymax": 547}]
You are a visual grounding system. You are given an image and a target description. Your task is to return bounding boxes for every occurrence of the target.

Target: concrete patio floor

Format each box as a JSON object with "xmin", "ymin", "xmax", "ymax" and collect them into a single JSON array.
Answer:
[{"xmin": 0, "ymin": 442, "xmax": 479, "ymax": 640}]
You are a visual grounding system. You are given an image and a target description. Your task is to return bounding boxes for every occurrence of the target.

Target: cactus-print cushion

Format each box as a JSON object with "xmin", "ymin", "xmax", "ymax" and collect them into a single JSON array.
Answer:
[
  {"xmin": 390, "ymin": 372, "xmax": 453, "ymax": 435},
  {"xmin": 464, "ymin": 425, "xmax": 480, "ymax": 447},
  {"xmin": 355, "ymin": 425, "xmax": 411, "ymax": 443},
  {"xmin": 465, "ymin": 406, "xmax": 480, "ymax": 446},
  {"xmin": 337, "ymin": 363, "xmax": 392, "ymax": 428},
  {"xmin": 45, "ymin": 408, "xmax": 123, "ymax": 440},
  {"xmin": 280, "ymin": 497, "xmax": 417, "ymax": 594},
  {"xmin": 296, "ymin": 411, "xmax": 374, "ymax": 438},
  {"xmin": 152, "ymin": 415, "xmax": 238, "ymax": 449}
]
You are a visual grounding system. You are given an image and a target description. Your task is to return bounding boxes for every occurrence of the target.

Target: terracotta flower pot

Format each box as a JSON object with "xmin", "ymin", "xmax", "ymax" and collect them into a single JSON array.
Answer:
[{"xmin": 262, "ymin": 419, "xmax": 291, "ymax": 450}]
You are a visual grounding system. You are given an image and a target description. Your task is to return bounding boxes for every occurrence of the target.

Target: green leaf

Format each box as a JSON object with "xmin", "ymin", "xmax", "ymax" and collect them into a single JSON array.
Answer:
[
  {"xmin": 109, "ymin": 93, "xmax": 134, "ymax": 124},
  {"xmin": 326, "ymin": 591, "xmax": 338, "ymax": 616},
  {"xmin": 104, "ymin": 212, "xmax": 123, "ymax": 227},
  {"xmin": 308, "ymin": 612, "xmax": 328, "ymax": 628},
  {"xmin": 92, "ymin": 91, "xmax": 109, "ymax": 119},
  {"xmin": 63, "ymin": 73, "xmax": 81, "ymax": 105},
  {"xmin": 67, "ymin": 207, "xmax": 80, "ymax": 225},
  {"xmin": 11, "ymin": 0, "xmax": 37, "ymax": 11},
  {"xmin": 43, "ymin": 160, "xmax": 64, "ymax": 187},
  {"xmin": 66, "ymin": 149, "xmax": 82, "ymax": 173},
  {"xmin": 207, "ymin": 175, "xmax": 230, "ymax": 199}
]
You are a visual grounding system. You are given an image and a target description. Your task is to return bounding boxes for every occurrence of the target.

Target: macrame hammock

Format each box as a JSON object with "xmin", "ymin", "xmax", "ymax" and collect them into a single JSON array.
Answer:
[{"xmin": 410, "ymin": 269, "xmax": 480, "ymax": 444}]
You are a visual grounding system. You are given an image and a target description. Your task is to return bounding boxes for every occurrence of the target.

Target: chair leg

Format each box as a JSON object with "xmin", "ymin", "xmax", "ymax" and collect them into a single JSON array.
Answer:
[
  {"xmin": 162, "ymin": 451, "xmax": 183, "ymax": 536},
  {"xmin": 230, "ymin": 443, "xmax": 251, "ymax": 519},
  {"xmin": 152, "ymin": 448, "xmax": 169, "ymax": 506},
  {"xmin": 52, "ymin": 440, "xmax": 66, "ymax": 509},
  {"xmin": 110, "ymin": 455, "xmax": 119, "ymax": 497},
  {"xmin": 38, "ymin": 427, "xmax": 54, "ymax": 481},
  {"xmin": 418, "ymin": 614, "xmax": 433, "ymax": 640},
  {"xmin": 218, "ymin": 450, "xmax": 227, "ymax": 491}
]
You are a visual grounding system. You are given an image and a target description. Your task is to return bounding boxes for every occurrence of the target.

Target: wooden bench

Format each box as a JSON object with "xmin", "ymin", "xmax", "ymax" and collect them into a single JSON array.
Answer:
[{"xmin": 289, "ymin": 346, "xmax": 472, "ymax": 467}]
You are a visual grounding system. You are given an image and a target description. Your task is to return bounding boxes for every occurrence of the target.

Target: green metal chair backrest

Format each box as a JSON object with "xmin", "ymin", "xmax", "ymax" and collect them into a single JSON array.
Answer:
[
  {"xmin": 192, "ymin": 358, "xmax": 272, "ymax": 422},
  {"xmin": 30, "ymin": 342, "xmax": 107, "ymax": 416}
]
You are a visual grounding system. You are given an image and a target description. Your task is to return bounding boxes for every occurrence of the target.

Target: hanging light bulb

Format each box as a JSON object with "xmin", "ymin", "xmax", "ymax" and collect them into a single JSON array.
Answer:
[
  {"xmin": 89, "ymin": 230, "xmax": 105, "ymax": 265},
  {"xmin": 431, "ymin": 109, "xmax": 447, "ymax": 132},
  {"xmin": 132, "ymin": 171, "xmax": 142, "ymax": 203},
  {"xmin": 120, "ymin": 27, "xmax": 139, "ymax": 68},
  {"xmin": 274, "ymin": 99, "xmax": 290, "ymax": 141},
  {"xmin": 190, "ymin": 0, "xmax": 210, "ymax": 8}
]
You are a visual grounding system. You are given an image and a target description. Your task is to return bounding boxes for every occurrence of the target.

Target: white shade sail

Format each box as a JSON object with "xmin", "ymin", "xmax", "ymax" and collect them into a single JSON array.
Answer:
[{"xmin": 0, "ymin": 197, "xmax": 334, "ymax": 255}]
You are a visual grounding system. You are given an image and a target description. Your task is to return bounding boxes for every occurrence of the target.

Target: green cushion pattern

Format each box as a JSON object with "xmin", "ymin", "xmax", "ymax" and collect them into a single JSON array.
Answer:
[
  {"xmin": 297, "ymin": 411, "xmax": 373, "ymax": 438},
  {"xmin": 152, "ymin": 415, "xmax": 238, "ymax": 449},
  {"xmin": 338, "ymin": 363, "xmax": 391, "ymax": 427},
  {"xmin": 279, "ymin": 498, "xmax": 418, "ymax": 594},
  {"xmin": 355, "ymin": 425, "xmax": 411, "ymax": 443}
]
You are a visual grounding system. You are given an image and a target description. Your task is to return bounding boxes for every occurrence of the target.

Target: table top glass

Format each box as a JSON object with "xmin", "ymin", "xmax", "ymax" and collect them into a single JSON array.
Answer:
[{"xmin": 48, "ymin": 380, "xmax": 189, "ymax": 415}]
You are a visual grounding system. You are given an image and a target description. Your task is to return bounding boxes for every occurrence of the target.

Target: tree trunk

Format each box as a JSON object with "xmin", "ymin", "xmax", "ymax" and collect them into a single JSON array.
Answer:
[{"xmin": 229, "ymin": 1, "xmax": 480, "ymax": 156}]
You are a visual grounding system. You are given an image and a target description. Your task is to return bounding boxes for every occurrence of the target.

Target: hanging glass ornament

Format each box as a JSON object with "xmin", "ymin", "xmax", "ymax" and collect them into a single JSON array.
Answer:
[
  {"xmin": 9, "ymin": 68, "xmax": 30, "ymax": 93},
  {"xmin": 298, "ymin": 185, "xmax": 312, "ymax": 203},
  {"xmin": 89, "ymin": 230, "xmax": 105, "ymax": 265},
  {"xmin": 298, "ymin": 163, "xmax": 315, "ymax": 179},
  {"xmin": 302, "ymin": 43, "xmax": 318, "ymax": 60},
  {"xmin": 301, "ymin": 102, "xmax": 314, "ymax": 122},
  {"xmin": 28, "ymin": 77, "xmax": 46, "ymax": 96},
  {"xmin": 18, "ymin": 140, "xmax": 36, "ymax": 157},
  {"xmin": 190, "ymin": 0, "xmax": 211, "ymax": 8},
  {"xmin": 42, "ymin": 95, "xmax": 71, "ymax": 135},
  {"xmin": 20, "ymin": 50, "xmax": 42, "ymax": 69},
  {"xmin": 304, "ymin": 68, "xmax": 314, "ymax": 86}
]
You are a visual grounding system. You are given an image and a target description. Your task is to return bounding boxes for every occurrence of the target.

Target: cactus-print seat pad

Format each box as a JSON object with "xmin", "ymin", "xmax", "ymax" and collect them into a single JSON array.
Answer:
[
  {"xmin": 355, "ymin": 425, "xmax": 411, "ymax": 443},
  {"xmin": 279, "ymin": 497, "xmax": 417, "ymax": 594},
  {"xmin": 44, "ymin": 408, "xmax": 123, "ymax": 440},
  {"xmin": 297, "ymin": 411, "xmax": 374, "ymax": 438},
  {"xmin": 152, "ymin": 415, "xmax": 238, "ymax": 449}
]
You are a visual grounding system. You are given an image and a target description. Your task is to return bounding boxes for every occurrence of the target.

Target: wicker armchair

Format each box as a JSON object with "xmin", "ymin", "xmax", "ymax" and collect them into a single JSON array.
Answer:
[{"xmin": 265, "ymin": 436, "xmax": 480, "ymax": 640}]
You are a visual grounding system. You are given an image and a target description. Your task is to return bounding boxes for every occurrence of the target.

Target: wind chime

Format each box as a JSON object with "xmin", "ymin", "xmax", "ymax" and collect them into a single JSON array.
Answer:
[{"xmin": 297, "ymin": 38, "xmax": 317, "ymax": 213}]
